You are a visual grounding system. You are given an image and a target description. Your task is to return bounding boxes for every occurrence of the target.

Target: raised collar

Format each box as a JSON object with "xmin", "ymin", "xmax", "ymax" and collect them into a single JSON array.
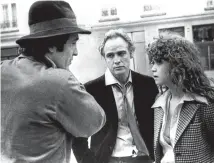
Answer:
[
  {"xmin": 44, "ymin": 55, "xmax": 57, "ymax": 68},
  {"xmin": 152, "ymin": 89, "xmax": 208, "ymax": 110},
  {"xmin": 105, "ymin": 68, "xmax": 132, "ymax": 87},
  {"xmin": 19, "ymin": 54, "xmax": 57, "ymax": 68}
]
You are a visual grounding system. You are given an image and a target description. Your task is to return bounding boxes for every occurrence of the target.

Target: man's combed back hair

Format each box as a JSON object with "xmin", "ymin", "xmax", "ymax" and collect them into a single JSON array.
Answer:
[
  {"xmin": 99, "ymin": 29, "xmax": 135, "ymax": 56},
  {"xmin": 146, "ymin": 31, "xmax": 214, "ymax": 101}
]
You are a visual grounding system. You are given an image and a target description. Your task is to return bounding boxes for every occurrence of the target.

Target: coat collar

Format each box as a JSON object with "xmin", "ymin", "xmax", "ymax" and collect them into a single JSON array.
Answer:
[
  {"xmin": 105, "ymin": 68, "xmax": 132, "ymax": 87},
  {"xmin": 44, "ymin": 55, "xmax": 57, "ymax": 68},
  {"xmin": 152, "ymin": 90, "xmax": 208, "ymax": 111},
  {"xmin": 154, "ymin": 107, "xmax": 164, "ymax": 157},
  {"xmin": 19, "ymin": 54, "xmax": 57, "ymax": 68},
  {"xmin": 153, "ymin": 89, "xmax": 208, "ymax": 147}
]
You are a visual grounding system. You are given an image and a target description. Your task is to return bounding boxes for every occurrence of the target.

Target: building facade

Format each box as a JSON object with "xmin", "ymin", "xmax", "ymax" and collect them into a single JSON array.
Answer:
[
  {"xmin": 1, "ymin": 0, "xmax": 214, "ymax": 83},
  {"xmin": 1, "ymin": 0, "xmax": 33, "ymax": 60}
]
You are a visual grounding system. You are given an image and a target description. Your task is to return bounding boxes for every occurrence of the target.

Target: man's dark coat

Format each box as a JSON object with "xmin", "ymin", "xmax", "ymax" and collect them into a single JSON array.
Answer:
[{"xmin": 73, "ymin": 71, "xmax": 158, "ymax": 163}]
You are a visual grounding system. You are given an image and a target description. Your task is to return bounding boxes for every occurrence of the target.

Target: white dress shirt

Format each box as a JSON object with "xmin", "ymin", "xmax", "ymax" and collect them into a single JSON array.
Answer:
[{"xmin": 105, "ymin": 68, "xmax": 140, "ymax": 157}]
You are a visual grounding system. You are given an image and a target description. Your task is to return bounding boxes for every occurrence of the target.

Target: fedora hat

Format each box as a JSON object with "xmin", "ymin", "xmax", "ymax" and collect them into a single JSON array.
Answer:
[{"xmin": 16, "ymin": 1, "xmax": 91, "ymax": 45}]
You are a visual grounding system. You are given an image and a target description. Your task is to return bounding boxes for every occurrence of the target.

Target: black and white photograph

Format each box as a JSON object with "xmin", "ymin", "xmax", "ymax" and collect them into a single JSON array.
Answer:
[{"xmin": 1, "ymin": 0, "xmax": 214, "ymax": 163}]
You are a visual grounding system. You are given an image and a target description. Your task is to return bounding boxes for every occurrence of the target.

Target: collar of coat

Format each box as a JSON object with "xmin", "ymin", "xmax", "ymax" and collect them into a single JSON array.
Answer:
[
  {"xmin": 104, "ymin": 68, "xmax": 132, "ymax": 87},
  {"xmin": 152, "ymin": 89, "xmax": 208, "ymax": 110},
  {"xmin": 19, "ymin": 54, "xmax": 57, "ymax": 68},
  {"xmin": 153, "ymin": 89, "xmax": 209, "ymax": 151}
]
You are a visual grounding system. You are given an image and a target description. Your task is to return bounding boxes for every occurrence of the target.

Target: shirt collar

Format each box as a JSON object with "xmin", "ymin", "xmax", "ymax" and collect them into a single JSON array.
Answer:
[
  {"xmin": 152, "ymin": 89, "xmax": 208, "ymax": 109},
  {"xmin": 105, "ymin": 68, "xmax": 132, "ymax": 86},
  {"xmin": 44, "ymin": 55, "xmax": 57, "ymax": 68}
]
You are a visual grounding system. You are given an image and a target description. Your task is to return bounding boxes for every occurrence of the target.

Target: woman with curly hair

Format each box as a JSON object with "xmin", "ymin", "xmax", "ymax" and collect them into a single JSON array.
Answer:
[{"xmin": 146, "ymin": 32, "xmax": 214, "ymax": 163}]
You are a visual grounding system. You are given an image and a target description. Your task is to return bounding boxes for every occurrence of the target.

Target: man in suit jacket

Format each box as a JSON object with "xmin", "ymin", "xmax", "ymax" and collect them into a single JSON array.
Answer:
[{"xmin": 73, "ymin": 29, "xmax": 158, "ymax": 163}]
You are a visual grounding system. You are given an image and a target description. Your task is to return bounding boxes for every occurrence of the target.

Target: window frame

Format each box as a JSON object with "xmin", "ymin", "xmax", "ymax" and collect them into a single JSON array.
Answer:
[{"xmin": 0, "ymin": 2, "xmax": 18, "ymax": 32}]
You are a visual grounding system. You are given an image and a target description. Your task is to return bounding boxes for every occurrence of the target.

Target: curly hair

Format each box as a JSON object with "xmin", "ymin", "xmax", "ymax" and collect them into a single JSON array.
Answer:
[
  {"xmin": 99, "ymin": 29, "xmax": 135, "ymax": 56},
  {"xmin": 146, "ymin": 32, "xmax": 214, "ymax": 101}
]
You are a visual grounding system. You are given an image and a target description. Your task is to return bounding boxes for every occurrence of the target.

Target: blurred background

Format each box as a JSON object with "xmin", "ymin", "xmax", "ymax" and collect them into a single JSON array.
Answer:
[
  {"xmin": 1, "ymin": 0, "xmax": 214, "ymax": 84},
  {"xmin": 1, "ymin": 0, "xmax": 214, "ymax": 162}
]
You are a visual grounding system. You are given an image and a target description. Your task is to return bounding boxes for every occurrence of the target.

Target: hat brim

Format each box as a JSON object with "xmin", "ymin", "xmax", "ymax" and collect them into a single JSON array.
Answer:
[{"xmin": 16, "ymin": 27, "xmax": 91, "ymax": 45}]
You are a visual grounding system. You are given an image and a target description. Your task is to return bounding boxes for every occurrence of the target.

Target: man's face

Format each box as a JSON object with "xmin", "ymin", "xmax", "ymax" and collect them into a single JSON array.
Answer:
[
  {"xmin": 52, "ymin": 34, "xmax": 79, "ymax": 69},
  {"xmin": 103, "ymin": 37, "xmax": 132, "ymax": 81}
]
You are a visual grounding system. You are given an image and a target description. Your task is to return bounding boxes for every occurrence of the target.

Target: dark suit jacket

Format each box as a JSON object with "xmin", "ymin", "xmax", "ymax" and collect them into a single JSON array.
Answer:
[{"xmin": 73, "ymin": 71, "xmax": 158, "ymax": 163}]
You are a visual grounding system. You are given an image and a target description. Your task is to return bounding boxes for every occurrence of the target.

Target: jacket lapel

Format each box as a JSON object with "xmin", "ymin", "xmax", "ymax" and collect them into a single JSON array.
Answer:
[
  {"xmin": 174, "ymin": 102, "xmax": 200, "ymax": 145},
  {"xmin": 106, "ymin": 85, "xmax": 118, "ymax": 120},
  {"xmin": 154, "ymin": 107, "xmax": 164, "ymax": 153},
  {"xmin": 100, "ymin": 76, "xmax": 118, "ymax": 121},
  {"xmin": 131, "ymin": 71, "xmax": 142, "ymax": 113},
  {"xmin": 100, "ymin": 75, "xmax": 118, "ymax": 126}
]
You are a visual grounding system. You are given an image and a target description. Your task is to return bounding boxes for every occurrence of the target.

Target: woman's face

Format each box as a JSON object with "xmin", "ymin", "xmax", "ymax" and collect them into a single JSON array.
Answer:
[{"xmin": 151, "ymin": 60, "xmax": 171, "ymax": 86}]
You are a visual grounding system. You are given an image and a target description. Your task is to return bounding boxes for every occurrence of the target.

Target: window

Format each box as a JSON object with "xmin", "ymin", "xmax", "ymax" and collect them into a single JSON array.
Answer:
[
  {"xmin": 101, "ymin": 8, "xmax": 108, "ymax": 17},
  {"xmin": 2, "ymin": 4, "xmax": 9, "ymax": 28},
  {"xmin": 193, "ymin": 24, "xmax": 214, "ymax": 42},
  {"xmin": 11, "ymin": 3, "xmax": 17, "ymax": 28},
  {"xmin": 141, "ymin": 4, "xmax": 166, "ymax": 18},
  {"xmin": 1, "ymin": 46, "xmax": 19, "ymax": 61},
  {"xmin": 0, "ymin": 3, "xmax": 18, "ymax": 31},
  {"xmin": 99, "ymin": 7, "xmax": 119, "ymax": 22},
  {"xmin": 193, "ymin": 24, "xmax": 214, "ymax": 70},
  {"xmin": 159, "ymin": 27, "xmax": 185, "ymax": 37},
  {"xmin": 110, "ymin": 7, "xmax": 117, "ymax": 16},
  {"xmin": 205, "ymin": 0, "xmax": 214, "ymax": 10},
  {"xmin": 207, "ymin": 0, "xmax": 214, "ymax": 7},
  {"xmin": 143, "ymin": 5, "xmax": 157, "ymax": 12},
  {"xmin": 101, "ymin": 7, "xmax": 117, "ymax": 17}
]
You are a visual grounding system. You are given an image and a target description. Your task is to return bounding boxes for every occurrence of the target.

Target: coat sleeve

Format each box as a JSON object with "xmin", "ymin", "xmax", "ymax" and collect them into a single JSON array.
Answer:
[
  {"xmin": 55, "ymin": 73, "xmax": 106, "ymax": 138},
  {"xmin": 72, "ymin": 80, "xmax": 102, "ymax": 163},
  {"xmin": 72, "ymin": 137, "xmax": 97, "ymax": 163}
]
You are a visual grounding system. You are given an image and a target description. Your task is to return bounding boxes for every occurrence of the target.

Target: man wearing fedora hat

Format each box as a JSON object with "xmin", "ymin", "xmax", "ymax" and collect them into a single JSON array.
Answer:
[{"xmin": 1, "ymin": 1, "xmax": 106, "ymax": 163}]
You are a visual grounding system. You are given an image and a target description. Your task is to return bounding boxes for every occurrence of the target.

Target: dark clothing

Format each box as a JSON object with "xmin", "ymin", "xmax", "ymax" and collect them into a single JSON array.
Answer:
[
  {"xmin": 1, "ymin": 55, "xmax": 106, "ymax": 163},
  {"xmin": 73, "ymin": 71, "xmax": 158, "ymax": 163},
  {"xmin": 108, "ymin": 156, "xmax": 152, "ymax": 163}
]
